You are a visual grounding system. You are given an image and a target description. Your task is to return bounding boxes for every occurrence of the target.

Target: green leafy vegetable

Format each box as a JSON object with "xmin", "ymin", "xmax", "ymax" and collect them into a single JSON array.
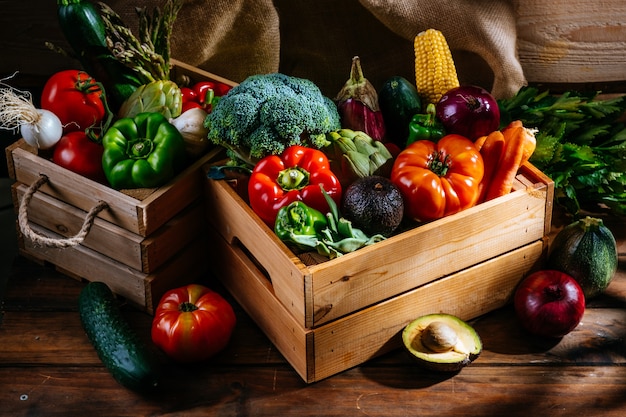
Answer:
[{"xmin": 498, "ymin": 87, "xmax": 626, "ymax": 215}]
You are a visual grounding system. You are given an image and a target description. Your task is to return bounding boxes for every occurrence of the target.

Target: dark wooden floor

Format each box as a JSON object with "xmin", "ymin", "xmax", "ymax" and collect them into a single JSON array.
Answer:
[{"xmin": 1, "ymin": 181, "xmax": 626, "ymax": 417}]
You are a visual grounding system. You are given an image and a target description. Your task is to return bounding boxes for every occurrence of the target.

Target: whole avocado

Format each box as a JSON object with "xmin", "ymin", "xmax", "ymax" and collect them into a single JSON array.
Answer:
[{"xmin": 342, "ymin": 175, "xmax": 404, "ymax": 237}]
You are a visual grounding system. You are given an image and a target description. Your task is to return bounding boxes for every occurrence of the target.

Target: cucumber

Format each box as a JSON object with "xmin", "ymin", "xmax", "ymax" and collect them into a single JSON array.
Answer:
[
  {"xmin": 378, "ymin": 76, "xmax": 423, "ymax": 147},
  {"xmin": 78, "ymin": 282, "xmax": 161, "ymax": 393},
  {"xmin": 57, "ymin": 0, "xmax": 140, "ymax": 108},
  {"xmin": 547, "ymin": 216, "xmax": 618, "ymax": 299}
]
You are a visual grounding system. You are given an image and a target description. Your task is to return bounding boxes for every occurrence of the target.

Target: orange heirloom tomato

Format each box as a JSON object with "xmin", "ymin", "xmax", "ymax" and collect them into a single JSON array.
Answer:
[
  {"xmin": 391, "ymin": 134, "xmax": 484, "ymax": 222},
  {"xmin": 151, "ymin": 284, "xmax": 236, "ymax": 363}
]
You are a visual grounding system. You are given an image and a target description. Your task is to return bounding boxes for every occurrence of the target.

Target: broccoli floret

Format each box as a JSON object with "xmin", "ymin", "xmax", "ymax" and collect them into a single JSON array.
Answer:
[{"xmin": 205, "ymin": 72, "xmax": 340, "ymax": 167}]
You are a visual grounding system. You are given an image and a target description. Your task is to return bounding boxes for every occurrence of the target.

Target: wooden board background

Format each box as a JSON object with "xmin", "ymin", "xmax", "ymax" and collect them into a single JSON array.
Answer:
[{"xmin": 0, "ymin": 0, "xmax": 624, "ymax": 91}]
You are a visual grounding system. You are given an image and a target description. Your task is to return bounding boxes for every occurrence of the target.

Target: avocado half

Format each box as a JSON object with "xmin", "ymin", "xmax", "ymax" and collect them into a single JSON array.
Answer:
[{"xmin": 402, "ymin": 313, "xmax": 482, "ymax": 372}]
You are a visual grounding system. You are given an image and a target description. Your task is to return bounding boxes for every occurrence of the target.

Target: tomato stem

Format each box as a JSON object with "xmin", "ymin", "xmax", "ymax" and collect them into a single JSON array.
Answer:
[
  {"xmin": 76, "ymin": 71, "xmax": 114, "ymax": 144},
  {"xmin": 428, "ymin": 152, "xmax": 450, "ymax": 177},
  {"xmin": 178, "ymin": 302, "xmax": 199, "ymax": 313}
]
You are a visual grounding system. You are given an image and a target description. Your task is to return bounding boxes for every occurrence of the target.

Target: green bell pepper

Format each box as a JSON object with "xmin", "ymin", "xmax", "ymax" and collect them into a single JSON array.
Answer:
[
  {"xmin": 274, "ymin": 201, "xmax": 328, "ymax": 251},
  {"xmin": 102, "ymin": 112, "xmax": 186, "ymax": 189},
  {"xmin": 406, "ymin": 103, "xmax": 446, "ymax": 145}
]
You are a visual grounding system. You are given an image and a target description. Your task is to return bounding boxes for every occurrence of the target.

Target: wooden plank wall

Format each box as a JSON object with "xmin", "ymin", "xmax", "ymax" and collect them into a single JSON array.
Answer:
[{"xmin": 515, "ymin": 0, "xmax": 626, "ymax": 88}]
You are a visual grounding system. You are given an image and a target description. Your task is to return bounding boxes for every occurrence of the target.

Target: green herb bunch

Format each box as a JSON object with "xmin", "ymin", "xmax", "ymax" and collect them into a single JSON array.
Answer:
[{"xmin": 499, "ymin": 87, "xmax": 626, "ymax": 216}]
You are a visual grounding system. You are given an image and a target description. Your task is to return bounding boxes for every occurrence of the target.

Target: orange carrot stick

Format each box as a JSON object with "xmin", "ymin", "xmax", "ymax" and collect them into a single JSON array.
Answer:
[
  {"xmin": 484, "ymin": 126, "xmax": 526, "ymax": 201},
  {"xmin": 502, "ymin": 120, "xmax": 537, "ymax": 165},
  {"xmin": 474, "ymin": 135, "xmax": 488, "ymax": 151},
  {"xmin": 477, "ymin": 130, "xmax": 505, "ymax": 203}
]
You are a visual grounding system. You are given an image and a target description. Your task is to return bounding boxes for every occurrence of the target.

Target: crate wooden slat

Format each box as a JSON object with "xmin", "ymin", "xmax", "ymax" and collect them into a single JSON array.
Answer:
[
  {"xmin": 6, "ymin": 140, "xmax": 221, "ymax": 237},
  {"xmin": 12, "ymin": 182, "xmax": 204, "ymax": 273},
  {"xmin": 204, "ymin": 162, "xmax": 554, "ymax": 329},
  {"xmin": 17, "ymin": 221, "xmax": 209, "ymax": 314}
]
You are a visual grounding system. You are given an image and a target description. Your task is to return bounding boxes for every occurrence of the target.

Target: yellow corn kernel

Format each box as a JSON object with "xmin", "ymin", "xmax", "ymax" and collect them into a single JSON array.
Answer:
[{"xmin": 414, "ymin": 29, "xmax": 460, "ymax": 105}]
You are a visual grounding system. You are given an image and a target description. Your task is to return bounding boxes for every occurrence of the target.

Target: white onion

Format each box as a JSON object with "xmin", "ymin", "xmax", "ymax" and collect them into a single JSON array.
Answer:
[
  {"xmin": 0, "ymin": 83, "xmax": 63, "ymax": 149},
  {"xmin": 170, "ymin": 107, "xmax": 210, "ymax": 157},
  {"xmin": 20, "ymin": 109, "xmax": 63, "ymax": 149}
]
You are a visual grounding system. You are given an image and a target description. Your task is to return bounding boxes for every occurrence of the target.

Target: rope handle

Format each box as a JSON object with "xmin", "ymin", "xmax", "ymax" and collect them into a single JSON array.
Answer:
[{"xmin": 18, "ymin": 174, "xmax": 109, "ymax": 248}]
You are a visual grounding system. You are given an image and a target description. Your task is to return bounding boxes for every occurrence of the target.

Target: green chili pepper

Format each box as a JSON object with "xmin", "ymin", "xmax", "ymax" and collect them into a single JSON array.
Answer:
[
  {"xmin": 406, "ymin": 103, "xmax": 446, "ymax": 145},
  {"xmin": 274, "ymin": 201, "xmax": 328, "ymax": 251},
  {"xmin": 102, "ymin": 112, "xmax": 187, "ymax": 189}
]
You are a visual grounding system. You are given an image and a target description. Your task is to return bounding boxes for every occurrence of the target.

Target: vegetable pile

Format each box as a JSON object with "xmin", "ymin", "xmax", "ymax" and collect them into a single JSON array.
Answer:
[
  {"xmin": 1, "ymin": 0, "xmax": 232, "ymax": 191},
  {"xmin": 205, "ymin": 28, "xmax": 550, "ymax": 260}
]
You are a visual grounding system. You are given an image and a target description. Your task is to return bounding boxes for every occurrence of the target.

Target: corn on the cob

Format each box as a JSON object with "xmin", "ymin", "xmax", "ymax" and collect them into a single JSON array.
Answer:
[{"xmin": 413, "ymin": 29, "xmax": 460, "ymax": 105}]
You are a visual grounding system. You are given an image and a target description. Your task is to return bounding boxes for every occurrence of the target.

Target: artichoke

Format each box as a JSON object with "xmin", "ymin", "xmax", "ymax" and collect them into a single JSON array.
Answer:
[
  {"xmin": 323, "ymin": 128, "xmax": 393, "ymax": 187},
  {"xmin": 118, "ymin": 80, "xmax": 182, "ymax": 119}
]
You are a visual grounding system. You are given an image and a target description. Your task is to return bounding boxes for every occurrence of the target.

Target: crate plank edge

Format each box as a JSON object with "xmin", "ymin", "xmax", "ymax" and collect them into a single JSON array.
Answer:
[{"xmin": 17, "ymin": 221, "xmax": 209, "ymax": 314}]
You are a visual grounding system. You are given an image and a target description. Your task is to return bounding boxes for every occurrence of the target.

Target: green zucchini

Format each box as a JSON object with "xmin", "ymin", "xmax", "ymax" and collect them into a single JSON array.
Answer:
[
  {"xmin": 78, "ymin": 281, "xmax": 160, "ymax": 393},
  {"xmin": 547, "ymin": 216, "xmax": 618, "ymax": 298},
  {"xmin": 378, "ymin": 76, "xmax": 423, "ymax": 147},
  {"xmin": 57, "ymin": 0, "xmax": 140, "ymax": 108}
]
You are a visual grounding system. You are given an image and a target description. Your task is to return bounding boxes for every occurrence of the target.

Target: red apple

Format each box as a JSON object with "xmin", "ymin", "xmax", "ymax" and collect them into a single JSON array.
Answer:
[{"xmin": 513, "ymin": 270, "xmax": 586, "ymax": 338}]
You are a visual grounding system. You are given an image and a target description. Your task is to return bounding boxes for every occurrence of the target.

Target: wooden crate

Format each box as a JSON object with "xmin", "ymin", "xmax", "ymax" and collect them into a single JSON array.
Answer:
[
  {"xmin": 203, "ymin": 162, "xmax": 554, "ymax": 382},
  {"xmin": 4, "ymin": 61, "xmax": 237, "ymax": 313}
]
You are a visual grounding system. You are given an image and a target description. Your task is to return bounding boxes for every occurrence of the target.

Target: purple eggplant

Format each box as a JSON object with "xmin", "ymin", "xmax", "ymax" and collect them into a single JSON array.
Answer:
[{"xmin": 334, "ymin": 56, "xmax": 386, "ymax": 141}]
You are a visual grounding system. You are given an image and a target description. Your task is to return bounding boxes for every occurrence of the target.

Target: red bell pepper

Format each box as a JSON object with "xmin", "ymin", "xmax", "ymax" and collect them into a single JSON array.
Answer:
[
  {"xmin": 151, "ymin": 284, "xmax": 236, "ymax": 363},
  {"xmin": 248, "ymin": 145, "xmax": 342, "ymax": 226},
  {"xmin": 180, "ymin": 81, "xmax": 232, "ymax": 113}
]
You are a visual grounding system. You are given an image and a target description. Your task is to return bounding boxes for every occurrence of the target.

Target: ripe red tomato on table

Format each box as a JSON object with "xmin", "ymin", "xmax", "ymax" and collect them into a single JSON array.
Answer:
[
  {"xmin": 151, "ymin": 284, "xmax": 237, "ymax": 363},
  {"xmin": 40, "ymin": 69, "xmax": 106, "ymax": 133},
  {"xmin": 52, "ymin": 131, "xmax": 106, "ymax": 183}
]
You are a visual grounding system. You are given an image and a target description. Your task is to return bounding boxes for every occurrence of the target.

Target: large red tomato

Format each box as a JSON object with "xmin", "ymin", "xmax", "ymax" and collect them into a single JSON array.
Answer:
[
  {"xmin": 40, "ymin": 70, "xmax": 106, "ymax": 133},
  {"xmin": 52, "ymin": 131, "xmax": 106, "ymax": 183},
  {"xmin": 151, "ymin": 284, "xmax": 237, "ymax": 363},
  {"xmin": 391, "ymin": 134, "xmax": 484, "ymax": 222}
]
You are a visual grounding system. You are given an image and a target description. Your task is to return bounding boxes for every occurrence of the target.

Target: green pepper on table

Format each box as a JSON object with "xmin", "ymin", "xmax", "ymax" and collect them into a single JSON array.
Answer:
[
  {"xmin": 406, "ymin": 103, "xmax": 446, "ymax": 145},
  {"xmin": 102, "ymin": 112, "xmax": 187, "ymax": 189}
]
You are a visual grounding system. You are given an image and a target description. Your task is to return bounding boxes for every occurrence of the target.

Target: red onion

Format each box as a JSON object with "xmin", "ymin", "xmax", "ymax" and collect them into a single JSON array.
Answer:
[
  {"xmin": 513, "ymin": 270, "xmax": 585, "ymax": 338},
  {"xmin": 435, "ymin": 85, "xmax": 500, "ymax": 140}
]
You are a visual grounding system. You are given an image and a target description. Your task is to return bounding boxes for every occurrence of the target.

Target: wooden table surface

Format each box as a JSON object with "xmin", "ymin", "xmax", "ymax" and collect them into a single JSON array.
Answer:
[{"xmin": 1, "ymin": 212, "xmax": 626, "ymax": 417}]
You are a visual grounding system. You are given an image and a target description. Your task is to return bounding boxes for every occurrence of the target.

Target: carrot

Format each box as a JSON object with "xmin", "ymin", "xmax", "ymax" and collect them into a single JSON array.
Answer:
[
  {"xmin": 502, "ymin": 120, "xmax": 523, "ymax": 130},
  {"xmin": 474, "ymin": 134, "xmax": 488, "ymax": 151},
  {"xmin": 477, "ymin": 130, "xmax": 505, "ymax": 202},
  {"xmin": 484, "ymin": 126, "xmax": 526, "ymax": 201},
  {"xmin": 502, "ymin": 120, "xmax": 536, "ymax": 165}
]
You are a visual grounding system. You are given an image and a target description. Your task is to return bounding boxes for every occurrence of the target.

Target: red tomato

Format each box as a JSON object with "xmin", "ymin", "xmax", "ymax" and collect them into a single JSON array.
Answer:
[
  {"xmin": 391, "ymin": 134, "xmax": 484, "ymax": 222},
  {"xmin": 151, "ymin": 284, "xmax": 236, "ymax": 363},
  {"xmin": 40, "ymin": 70, "xmax": 106, "ymax": 133},
  {"xmin": 52, "ymin": 131, "xmax": 106, "ymax": 183}
]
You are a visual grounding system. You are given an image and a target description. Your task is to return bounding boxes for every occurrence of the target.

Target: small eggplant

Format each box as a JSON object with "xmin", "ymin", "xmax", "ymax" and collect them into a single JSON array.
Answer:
[{"xmin": 334, "ymin": 56, "xmax": 386, "ymax": 142}]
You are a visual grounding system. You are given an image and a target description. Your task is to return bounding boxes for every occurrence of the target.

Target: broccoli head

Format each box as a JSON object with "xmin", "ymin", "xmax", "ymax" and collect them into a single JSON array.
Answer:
[{"xmin": 204, "ymin": 72, "xmax": 340, "ymax": 166}]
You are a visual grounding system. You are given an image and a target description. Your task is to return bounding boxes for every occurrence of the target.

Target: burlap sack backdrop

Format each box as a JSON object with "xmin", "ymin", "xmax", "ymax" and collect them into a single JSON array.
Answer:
[{"xmin": 108, "ymin": 0, "xmax": 525, "ymax": 99}]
